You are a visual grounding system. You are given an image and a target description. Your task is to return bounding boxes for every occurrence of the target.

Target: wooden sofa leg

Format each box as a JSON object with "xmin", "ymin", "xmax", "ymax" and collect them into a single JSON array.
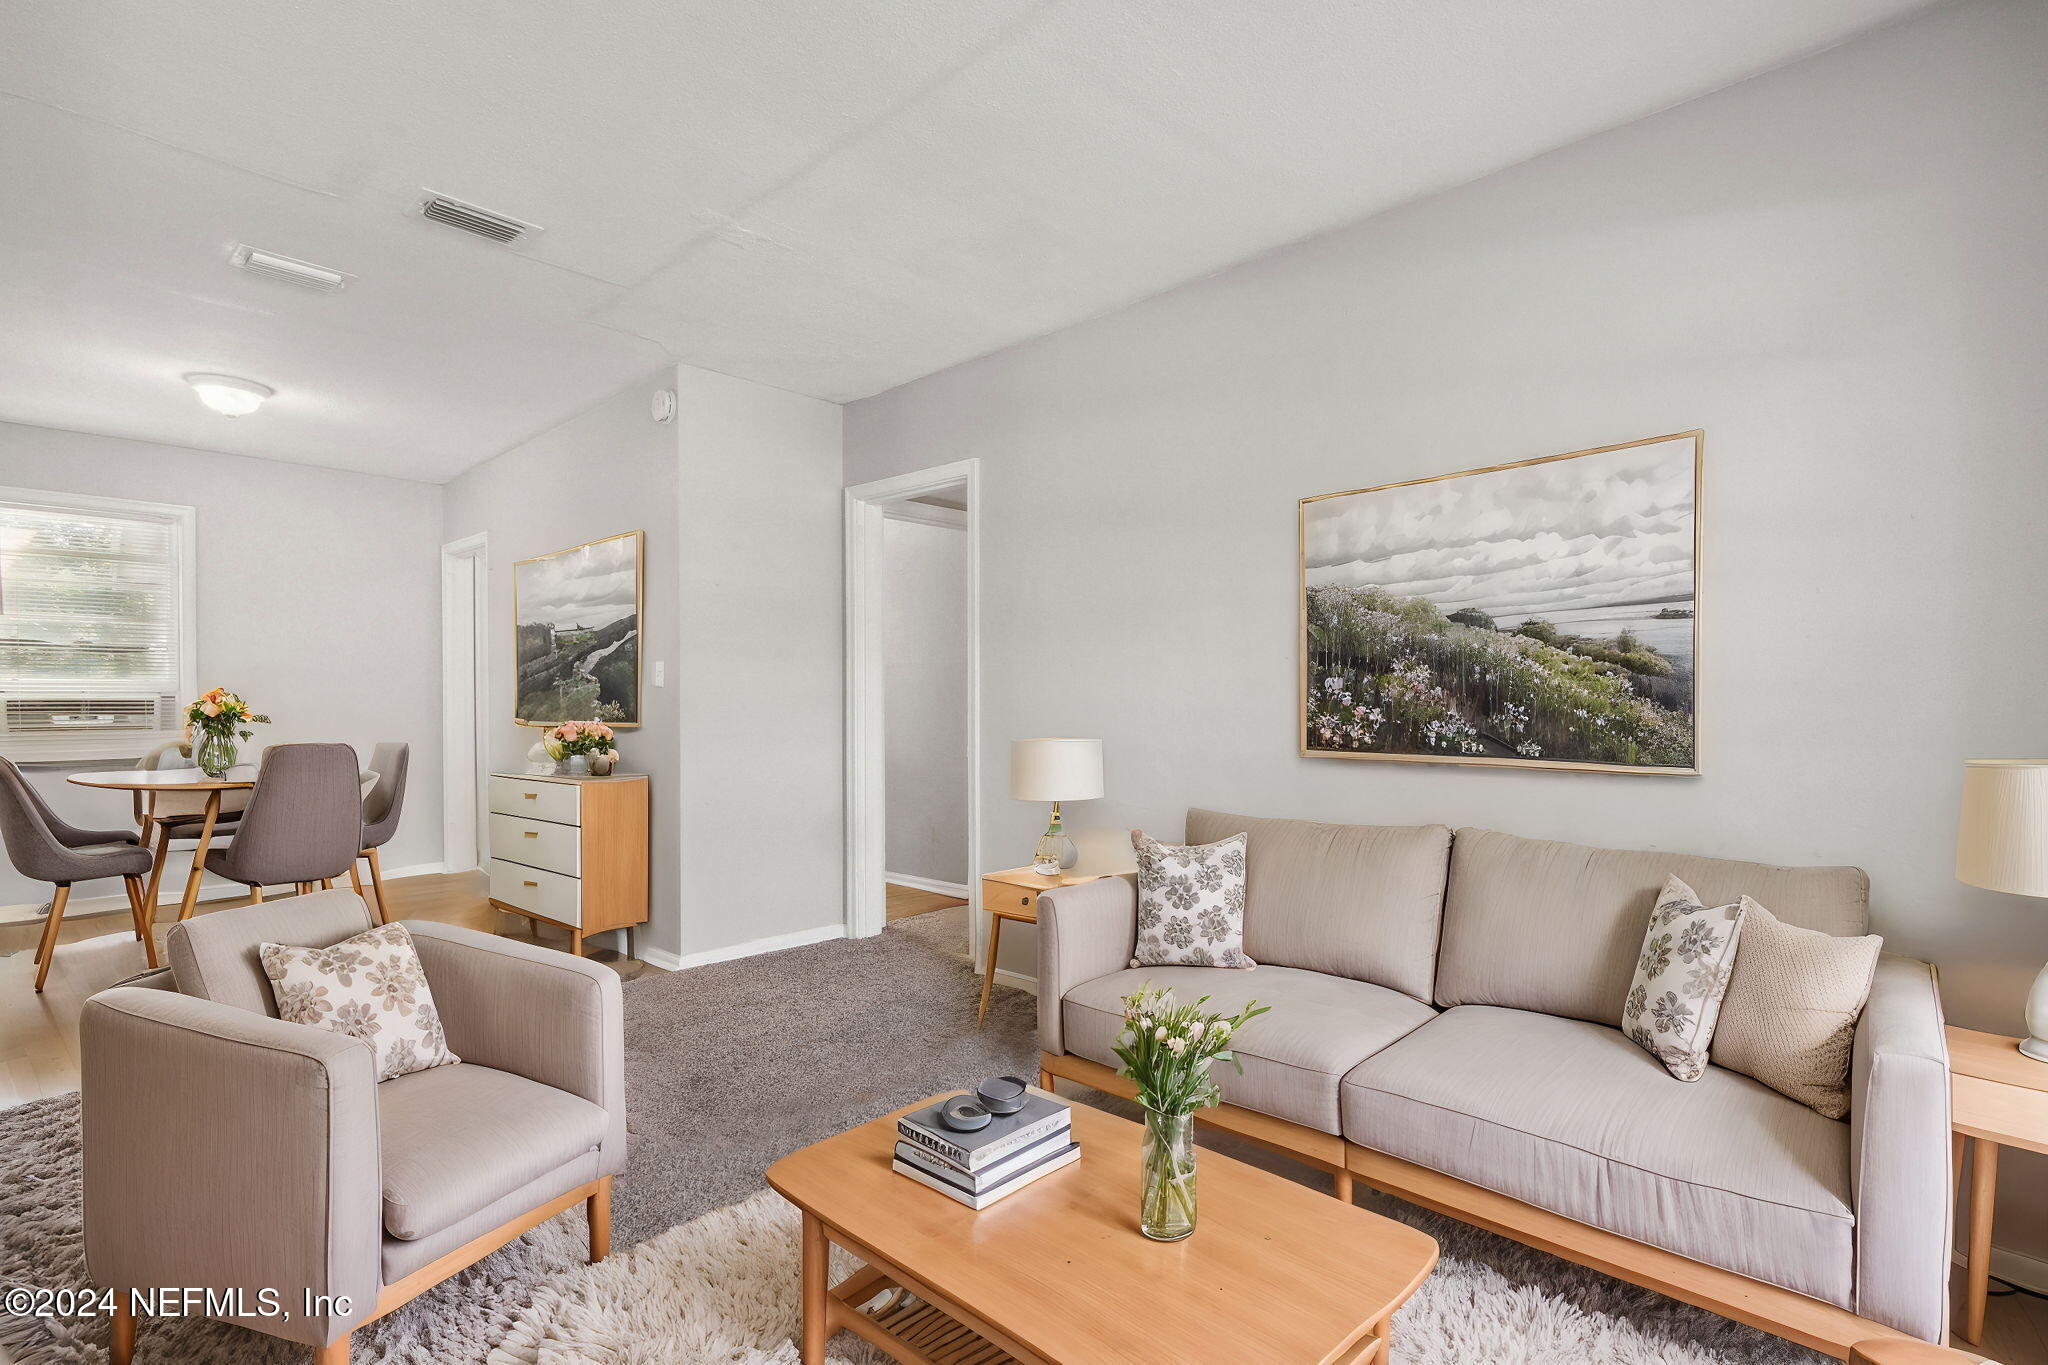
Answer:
[
  {"xmin": 588, "ymin": 1175, "xmax": 613, "ymax": 1263},
  {"xmin": 313, "ymin": 1333, "xmax": 350, "ymax": 1364},
  {"xmin": 1039, "ymin": 1067, "xmax": 1056, "ymax": 1093},
  {"xmin": 1334, "ymin": 1168, "xmax": 1353, "ymax": 1203},
  {"xmin": 110, "ymin": 1301, "xmax": 136, "ymax": 1365}
]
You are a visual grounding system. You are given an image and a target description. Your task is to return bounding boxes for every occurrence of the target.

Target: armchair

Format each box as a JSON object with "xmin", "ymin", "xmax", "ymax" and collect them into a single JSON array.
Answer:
[{"xmin": 80, "ymin": 889, "xmax": 625, "ymax": 1364}]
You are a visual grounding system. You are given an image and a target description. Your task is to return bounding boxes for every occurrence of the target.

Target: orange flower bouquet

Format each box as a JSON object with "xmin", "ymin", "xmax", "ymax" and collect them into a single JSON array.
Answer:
[{"xmin": 184, "ymin": 687, "xmax": 270, "ymax": 777}]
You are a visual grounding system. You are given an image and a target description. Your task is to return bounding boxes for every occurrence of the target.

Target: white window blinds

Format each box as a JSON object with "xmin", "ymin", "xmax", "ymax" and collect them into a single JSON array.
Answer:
[{"xmin": 0, "ymin": 489, "xmax": 195, "ymax": 762}]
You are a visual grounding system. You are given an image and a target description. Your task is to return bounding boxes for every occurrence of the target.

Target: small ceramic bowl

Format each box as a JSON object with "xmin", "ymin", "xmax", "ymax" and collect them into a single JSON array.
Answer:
[
  {"xmin": 939, "ymin": 1097, "xmax": 992, "ymax": 1132},
  {"xmin": 976, "ymin": 1075, "xmax": 1029, "ymax": 1116}
]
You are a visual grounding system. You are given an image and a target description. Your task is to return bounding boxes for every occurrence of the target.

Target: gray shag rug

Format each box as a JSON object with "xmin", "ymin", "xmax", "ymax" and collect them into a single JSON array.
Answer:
[{"xmin": 0, "ymin": 907, "xmax": 1826, "ymax": 1364}]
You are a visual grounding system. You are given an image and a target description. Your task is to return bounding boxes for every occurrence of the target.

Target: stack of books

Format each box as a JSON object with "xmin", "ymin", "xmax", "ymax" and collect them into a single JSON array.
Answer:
[{"xmin": 893, "ymin": 1089, "xmax": 1079, "ymax": 1209}]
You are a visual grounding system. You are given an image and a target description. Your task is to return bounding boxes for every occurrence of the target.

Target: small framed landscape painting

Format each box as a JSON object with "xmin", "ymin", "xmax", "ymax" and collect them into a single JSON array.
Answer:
[
  {"xmin": 513, "ymin": 530, "xmax": 643, "ymax": 728},
  {"xmin": 1300, "ymin": 431, "xmax": 1701, "ymax": 775}
]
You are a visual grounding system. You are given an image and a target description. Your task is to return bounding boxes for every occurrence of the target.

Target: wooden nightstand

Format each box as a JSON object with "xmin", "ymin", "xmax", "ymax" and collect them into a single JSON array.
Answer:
[
  {"xmin": 976, "ymin": 867, "xmax": 1106, "ymax": 1027},
  {"xmin": 1948, "ymin": 1025, "xmax": 2048, "ymax": 1345}
]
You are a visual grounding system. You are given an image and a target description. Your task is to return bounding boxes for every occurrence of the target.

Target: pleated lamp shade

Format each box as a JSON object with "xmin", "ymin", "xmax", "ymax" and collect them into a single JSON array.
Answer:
[
  {"xmin": 1010, "ymin": 738, "xmax": 1104, "ymax": 802},
  {"xmin": 1957, "ymin": 760, "xmax": 2048, "ymax": 897}
]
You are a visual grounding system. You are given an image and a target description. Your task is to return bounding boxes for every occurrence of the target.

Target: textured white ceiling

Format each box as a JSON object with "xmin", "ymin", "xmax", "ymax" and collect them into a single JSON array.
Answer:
[{"xmin": 0, "ymin": 0, "xmax": 1937, "ymax": 481}]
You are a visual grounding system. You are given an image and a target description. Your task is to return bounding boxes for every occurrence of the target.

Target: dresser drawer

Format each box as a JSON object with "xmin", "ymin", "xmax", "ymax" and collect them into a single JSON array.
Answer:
[
  {"xmin": 488, "ymin": 776, "xmax": 580, "ymax": 826},
  {"xmin": 489, "ymin": 859, "xmax": 581, "ymax": 927},
  {"xmin": 488, "ymin": 813, "xmax": 580, "ymax": 877}
]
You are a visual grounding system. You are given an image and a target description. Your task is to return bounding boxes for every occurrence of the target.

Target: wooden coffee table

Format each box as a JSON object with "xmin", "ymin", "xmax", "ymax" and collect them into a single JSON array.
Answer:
[{"xmin": 766, "ymin": 1096, "xmax": 1438, "ymax": 1365}]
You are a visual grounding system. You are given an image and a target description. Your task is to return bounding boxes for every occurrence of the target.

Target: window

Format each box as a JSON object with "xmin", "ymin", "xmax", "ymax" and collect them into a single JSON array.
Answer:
[{"xmin": 0, "ymin": 487, "xmax": 195, "ymax": 763}]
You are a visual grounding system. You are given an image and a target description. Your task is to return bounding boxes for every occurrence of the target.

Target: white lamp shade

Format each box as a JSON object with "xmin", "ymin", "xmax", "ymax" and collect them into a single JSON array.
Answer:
[
  {"xmin": 1957, "ymin": 760, "xmax": 2048, "ymax": 897},
  {"xmin": 1010, "ymin": 738, "xmax": 1103, "ymax": 802}
]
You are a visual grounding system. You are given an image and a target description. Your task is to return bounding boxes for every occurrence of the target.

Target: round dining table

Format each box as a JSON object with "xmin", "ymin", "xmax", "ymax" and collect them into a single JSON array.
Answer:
[{"xmin": 66, "ymin": 768, "xmax": 255, "ymax": 927}]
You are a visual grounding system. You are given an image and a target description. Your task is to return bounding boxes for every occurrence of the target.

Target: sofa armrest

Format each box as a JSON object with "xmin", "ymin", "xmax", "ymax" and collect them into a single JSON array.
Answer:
[
  {"xmin": 1850, "ymin": 954, "xmax": 1951, "ymax": 1343},
  {"xmin": 407, "ymin": 922, "xmax": 626, "ymax": 1171},
  {"xmin": 80, "ymin": 987, "xmax": 381, "ymax": 1348},
  {"xmin": 1036, "ymin": 877, "xmax": 1137, "ymax": 1055}
]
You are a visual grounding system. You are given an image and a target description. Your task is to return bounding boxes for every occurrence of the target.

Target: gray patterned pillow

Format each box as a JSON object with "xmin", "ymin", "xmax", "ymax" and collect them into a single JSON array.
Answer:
[
  {"xmin": 260, "ymin": 922, "xmax": 459, "ymax": 1081},
  {"xmin": 1131, "ymin": 828, "xmax": 1255, "ymax": 969},
  {"xmin": 1621, "ymin": 875, "xmax": 1747, "ymax": 1081}
]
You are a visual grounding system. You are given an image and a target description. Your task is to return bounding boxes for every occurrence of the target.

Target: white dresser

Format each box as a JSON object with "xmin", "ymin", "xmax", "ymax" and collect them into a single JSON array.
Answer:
[{"xmin": 486, "ymin": 771, "xmax": 649, "ymax": 956}]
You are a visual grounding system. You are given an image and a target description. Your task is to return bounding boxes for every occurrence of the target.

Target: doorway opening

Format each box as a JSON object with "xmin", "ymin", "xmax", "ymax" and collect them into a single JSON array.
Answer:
[
  {"xmin": 440, "ymin": 532, "xmax": 489, "ymax": 874},
  {"xmin": 843, "ymin": 460, "xmax": 981, "ymax": 967}
]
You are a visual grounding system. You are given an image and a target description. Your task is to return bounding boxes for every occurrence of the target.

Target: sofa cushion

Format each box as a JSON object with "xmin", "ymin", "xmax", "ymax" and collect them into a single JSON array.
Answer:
[
  {"xmin": 1063, "ymin": 965, "xmax": 1436, "ymax": 1134},
  {"xmin": 165, "ymin": 889, "xmax": 377, "ymax": 1016},
  {"xmin": 1184, "ymin": 809, "xmax": 1450, "ymax": 1002},
  {"xmin": 1434, "ymin": 827, "xmax": 1868, "ymax": 1023},
  {"xmin": 378, "ymin": 1062, "xmax": 608, "ymax": 1241},
  {"xmin": 1340, "ymin": 1005, "xmax": 1854, "ymax": 1307}
]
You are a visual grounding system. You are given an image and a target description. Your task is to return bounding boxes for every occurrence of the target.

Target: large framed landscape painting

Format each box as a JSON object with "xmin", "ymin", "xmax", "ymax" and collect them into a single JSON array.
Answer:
[
  {"xmin": 514, "ymin": 530, "xmax": 643, "ymax": 728},
  {"xmin": 1300, "ymin": 431, "xmax": 1701, "ymax": 774}
]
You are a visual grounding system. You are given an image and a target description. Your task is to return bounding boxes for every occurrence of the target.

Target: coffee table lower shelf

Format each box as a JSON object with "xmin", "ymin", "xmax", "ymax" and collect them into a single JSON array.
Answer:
[{"xmin": 803, "ymin": 1211, "xmax": 1390, "ymax": 1365}]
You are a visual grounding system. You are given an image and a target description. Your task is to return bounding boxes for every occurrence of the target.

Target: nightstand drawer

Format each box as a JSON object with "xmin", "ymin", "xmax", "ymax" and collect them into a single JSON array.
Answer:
[
  {"xmin": 489, "ymin": 859, "xmax": 581, "ymax": 927},
  {"xmin": 488, "ymin": 813, "xmax": 581, "ymax": 877},
  {"xmin": 488, "ymin": 776, "xmax": 580, "ymax": 827},
  {"xmin": 981, "ymin": 880, "xmax": 1040, "ymax": 920}
]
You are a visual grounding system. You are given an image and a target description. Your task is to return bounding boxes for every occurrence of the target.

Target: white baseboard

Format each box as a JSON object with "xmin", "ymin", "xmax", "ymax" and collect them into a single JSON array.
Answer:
[
  {"xmin": 1956, "ymin": 1241, "xmax": 2048, "ymax": 1296},
  {"xmin": 0, "ymin": 860, "xmax": 450, "ymax": 927},
  {"xmin": 647, "ymin": 922, "xmax": 846, "ymax": 973},
  {"xmin": 992, "ymin": 967, "xmax": 1038, "ymax": 996},
  {"xmin": 885, "ymin": 872, "xmax": 971, "ymax": 899}
]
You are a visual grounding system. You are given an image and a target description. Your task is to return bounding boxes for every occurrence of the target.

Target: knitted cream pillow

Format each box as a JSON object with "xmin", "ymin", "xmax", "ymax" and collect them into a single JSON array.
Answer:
[{"xmin": 1709, "ymin": 898, "xmax": 1882, "ymax": 1119}]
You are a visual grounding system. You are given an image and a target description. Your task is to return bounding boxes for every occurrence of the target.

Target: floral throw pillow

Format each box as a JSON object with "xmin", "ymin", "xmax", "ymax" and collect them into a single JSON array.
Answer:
[
  {"xmin": 1130, "ymin": 829, "xmax": 1255, "ymax": 970},
  {"xmin": 260, "ymin": 923, "xmax": 459, "ymax": 1082},
  {"xmin": 1621, "ymin": 875, "xmax": 1748, "ymax": 1082}
]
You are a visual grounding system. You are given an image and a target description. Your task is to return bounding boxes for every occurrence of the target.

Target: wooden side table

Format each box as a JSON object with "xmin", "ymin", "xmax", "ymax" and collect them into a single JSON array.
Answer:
[
  {"xmin": 976, "ymin": 867, "xmax": 1106, "ymax": 1027},
  {"xmin": 1947, "ymin": 1025, "xmax": 2048, "ymax": 1345}
]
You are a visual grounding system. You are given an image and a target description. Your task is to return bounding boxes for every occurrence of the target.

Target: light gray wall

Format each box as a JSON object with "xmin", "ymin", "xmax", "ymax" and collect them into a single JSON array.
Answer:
[
  {"xmin": 883, "ymin": 516, "xmax": 969, "ymax": 886},
  {"xmin": 0, "ymin": 420, "xmax": 446, "ymax": 909},
  {"xmin": 442, "ymin": 371, "xmax": 682, "ymax": 956},
  {"xmin": 673, "ymin": 365, "xmax": 845, "ymax": 958},
  {"xmin": 846, "ymin": 0, "xmax": 2048, "ymax": 1254}
]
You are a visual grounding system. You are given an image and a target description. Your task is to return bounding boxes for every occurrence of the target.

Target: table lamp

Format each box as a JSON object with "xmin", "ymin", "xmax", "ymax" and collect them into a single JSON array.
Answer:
[
  {"xmin": 1956, "ymin": 759, "xmax": 2048, "ymax": 1061},
  {"xmin": 1011, "ymin": 738, "xmax": 1103, "ymax": 875}
]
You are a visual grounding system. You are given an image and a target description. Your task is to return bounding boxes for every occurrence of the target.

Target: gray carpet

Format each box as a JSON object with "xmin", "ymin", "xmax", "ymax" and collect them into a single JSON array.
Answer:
[{"xmin": 0, "ymin": 906, "xmax": 1823, "ymax": 1363}]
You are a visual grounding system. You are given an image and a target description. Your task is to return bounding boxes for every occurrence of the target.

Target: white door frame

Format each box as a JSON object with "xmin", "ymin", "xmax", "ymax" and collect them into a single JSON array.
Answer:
[
  {"xmin": 440, "ymin": 533, "xmax": 490, "ymax": 873},
  {"xmin": 843, "ymin": 459, "xmax": 981, "ymax": 952}
]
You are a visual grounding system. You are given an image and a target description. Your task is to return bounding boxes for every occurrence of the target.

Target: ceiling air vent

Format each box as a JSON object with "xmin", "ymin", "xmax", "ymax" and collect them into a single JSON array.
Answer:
[
  {"xmin": 229, "ymin": 244, "xmax": 351, "ymax": 292},
  {"xmin": 419, "ymin": 192, "xmax": 539, "ymax": 244}
]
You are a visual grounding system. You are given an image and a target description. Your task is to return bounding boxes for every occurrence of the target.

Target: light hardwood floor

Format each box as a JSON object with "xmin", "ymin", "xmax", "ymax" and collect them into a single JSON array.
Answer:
[
  {"xmin": 884, "ymin": 882, "xmax": 966, "ymax": 921},
  {"xmin": 0, "ymin": 869, "xmax": 648, "ymax": 1109}
]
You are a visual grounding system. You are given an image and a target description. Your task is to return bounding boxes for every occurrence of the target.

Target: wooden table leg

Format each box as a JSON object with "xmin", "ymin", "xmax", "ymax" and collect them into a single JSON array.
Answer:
[
  {"xmin": 364, "ymin": 846, "xmax": 390, "ymax": 925},
  {"xmin": 123, "ymin": 875, "xmax": 157, "ymax": 969},
  {"xmin": 175, "ymin": 792, "xmax": 222, "ymax": 922},
  {"xmin": 141, "ymin": 826, "xmax": 174, "ymax": 936},
  {"xmin": 801, "ymin": 1210, "xmax": 828, "ymax": 1365},
  {"xmin": 977, "ymin": 913, "xmax": 1003, "ymax": 1027},
  {"xmin": 1961, "ymin": 1136, "xmax": 1997, "ymax": 1345},
  {"xmin": 110, "ymin": 1300, "xmax": 135, "ymax": 1365}
]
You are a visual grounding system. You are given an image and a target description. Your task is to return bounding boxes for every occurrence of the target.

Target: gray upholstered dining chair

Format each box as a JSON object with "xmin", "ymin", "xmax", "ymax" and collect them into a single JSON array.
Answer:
[
  {"xmin": 354, "ymin": 742, "xmax": 409, "ymax": 924},
  {"xmin": 80, "ymin": 889, "xmax": 625, "ymax": 1364},
  {"xmin": 0, "ymin": 757, "xmax": 156, "ymax": 993},
  {"xmin": 133, "ymin": 741, "xmax": 254, "ymax": 917},
  {"xmin": 196, "ymin": 743, "xmax": 363, "ymax": 912}
]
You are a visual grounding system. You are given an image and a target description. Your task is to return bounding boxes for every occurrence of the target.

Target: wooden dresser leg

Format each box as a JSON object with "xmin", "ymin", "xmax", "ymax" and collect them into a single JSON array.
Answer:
[
  {"xmin": 110, "ymin": 1301, "xmax": 136, "ymax": 1365},
  {"xmin": 588, "ymin": 1175, "xmax": 613, "ymax": 1263},
  {"xmin": 313, "ymin": 1332, "xmax": 351, "ymax": 1364}
]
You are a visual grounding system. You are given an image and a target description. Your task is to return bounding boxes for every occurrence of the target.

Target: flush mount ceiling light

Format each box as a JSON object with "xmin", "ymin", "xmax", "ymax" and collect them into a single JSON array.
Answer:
[{"xmin": 183, "ymin": 373, "xmax": 274, "ymax": 417}]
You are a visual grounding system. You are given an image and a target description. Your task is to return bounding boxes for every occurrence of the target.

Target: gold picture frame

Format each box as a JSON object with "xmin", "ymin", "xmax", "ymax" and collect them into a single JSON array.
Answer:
[
  {"xmin": 513, "ymin": 529, "xmax": 645, "ymax": 729},
  {"xmin": 1299, "ymin": 431, "xmax": 1702, "ymax": 775}
]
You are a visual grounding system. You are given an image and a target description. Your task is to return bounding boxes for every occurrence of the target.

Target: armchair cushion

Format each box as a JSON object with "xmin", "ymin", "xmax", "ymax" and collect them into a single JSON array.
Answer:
[
  {"xmin": 378, "ymin": 1062, "xmax": 609, "ymax": 1241},
  {"xmin": 166, "ymin": 888, "xmax": 375, "ymax": 1015}
]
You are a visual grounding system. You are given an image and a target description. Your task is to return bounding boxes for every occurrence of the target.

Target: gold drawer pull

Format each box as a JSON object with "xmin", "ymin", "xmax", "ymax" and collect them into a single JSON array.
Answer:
[
  {"xmin": 522, "ymin": 792, "xmax": 537, "ymax": 800},
  {"xmin": 522, "ymin": 830, "xmax": 539, "ymax": 838},
  {"xmin": 522, "ymin": 880, "xmax": 538, "ymax": 887}
]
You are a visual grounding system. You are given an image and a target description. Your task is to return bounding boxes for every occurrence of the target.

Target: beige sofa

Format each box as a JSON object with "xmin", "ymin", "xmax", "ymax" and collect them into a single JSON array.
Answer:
[{"xmin": 1037, "ymin": 811, "xmax": 1950, "ymax": 1357}]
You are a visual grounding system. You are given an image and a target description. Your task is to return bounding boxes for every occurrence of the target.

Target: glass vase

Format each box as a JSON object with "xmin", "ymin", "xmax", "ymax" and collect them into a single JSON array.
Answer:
[
  {"xmin": 565, "ymin": 753, "xmax": 590, "ymax": 776},
  {"xmin": 195, "ymin": 730, "xmax": 237, "ymax": 779},
  {"xmin": 1140, "ymin": 1108, "xmax": 1197, "ymax": 1241}
]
